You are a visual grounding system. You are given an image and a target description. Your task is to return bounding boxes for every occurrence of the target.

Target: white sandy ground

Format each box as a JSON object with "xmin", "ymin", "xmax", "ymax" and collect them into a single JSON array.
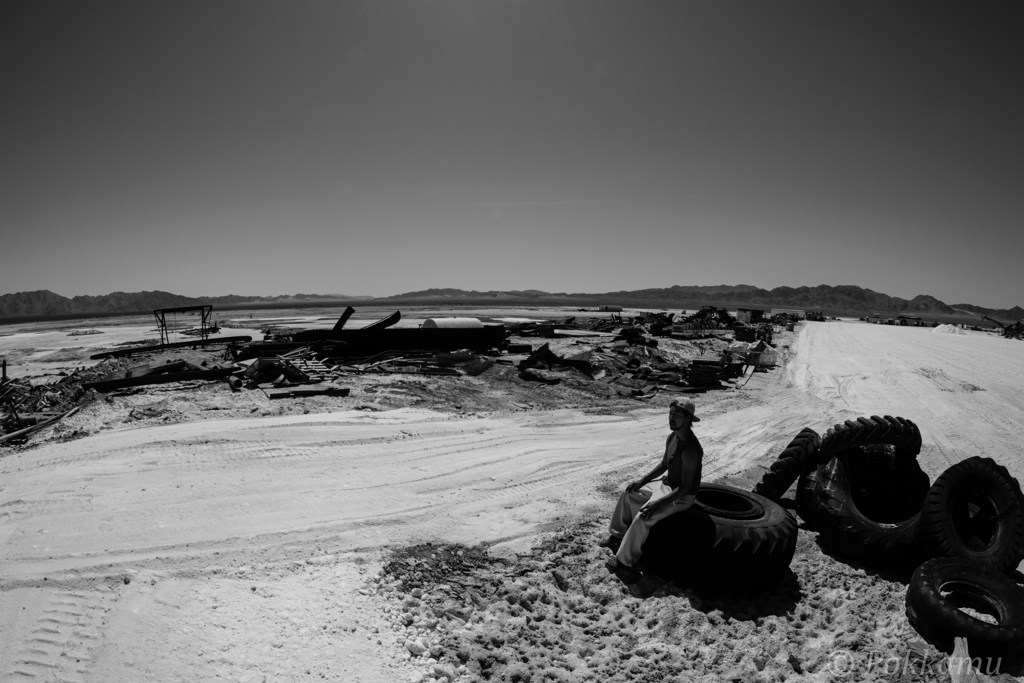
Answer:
[
  {"xmin": 0, "ymin": 324, "xmax": 266, "ymax": 380},
  {"xmin": 0, "ymin": 321, "xmax": 1022, "ymax": 681}
]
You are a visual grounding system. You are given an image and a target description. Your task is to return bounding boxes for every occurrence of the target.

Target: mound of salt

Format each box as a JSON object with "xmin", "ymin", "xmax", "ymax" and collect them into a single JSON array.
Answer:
[{"xmin": 932, "ymin": 324, "xmax": 966, "ymax": 335}]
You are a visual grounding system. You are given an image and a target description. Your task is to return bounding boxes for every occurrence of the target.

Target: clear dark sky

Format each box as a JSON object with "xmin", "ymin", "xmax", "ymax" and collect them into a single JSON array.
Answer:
[{"xmin": 3, "ymin": 1, "xmax": 1022, "ymax": 307}]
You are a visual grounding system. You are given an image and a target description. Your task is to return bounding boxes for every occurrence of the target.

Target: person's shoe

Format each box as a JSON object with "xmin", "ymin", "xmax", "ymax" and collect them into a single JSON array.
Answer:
[
  {"xmin": 605, "ymin": 556, "xmax": 641, "ymax": 583},
  {"xmin": 598, "ymin": 535, "xmax": 622, "ymax": 552}
]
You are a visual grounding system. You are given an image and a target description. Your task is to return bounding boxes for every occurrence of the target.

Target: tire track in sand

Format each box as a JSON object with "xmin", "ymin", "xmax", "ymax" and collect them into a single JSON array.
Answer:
[{"xmin": 5, "ymin": 587, "xmax": 114, "ymax": 683}]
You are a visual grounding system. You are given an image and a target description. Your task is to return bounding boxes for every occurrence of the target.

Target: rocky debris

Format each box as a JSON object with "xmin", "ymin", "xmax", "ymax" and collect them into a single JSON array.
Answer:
[{"xmin": 370, "ymin": 521, "xmax": 950, "ymax": 683}]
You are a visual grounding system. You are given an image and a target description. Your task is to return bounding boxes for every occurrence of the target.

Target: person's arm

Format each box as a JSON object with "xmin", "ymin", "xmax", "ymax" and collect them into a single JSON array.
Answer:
[
  {"xmin": 626, "ymin": 460, "xmax": 667, "ymax": 493},
  {"xmin": 640, "ymin": 449, "xmax": 699, "ymax": 517}
]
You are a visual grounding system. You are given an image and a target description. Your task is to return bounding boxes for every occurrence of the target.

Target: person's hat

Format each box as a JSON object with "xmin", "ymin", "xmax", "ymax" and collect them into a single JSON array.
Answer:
[{"xmin": 670, "ymin": 397, "xmax": 700, "ymax": 422}]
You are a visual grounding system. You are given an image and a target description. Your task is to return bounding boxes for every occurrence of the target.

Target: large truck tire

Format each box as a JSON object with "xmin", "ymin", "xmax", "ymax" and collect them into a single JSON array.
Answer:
[
  {"xmin": 919, "ymin": 457, "xmax": 1024, "ymax": 574},
  {"xmin": 753, "ymin": 427, "xmax": 821, "ymax": 502},
  {"xmin": 906, "ymin": 558, "xmax": 1024, "ymax": 662},
  {"xmin": 642, "ymin": 483, "xmax": 797, "ymax": 590},
  {"xmin": 815, "ymin": 415, "xmax": 922, "ymax": 465},
  {"xmin": 795, "ymin": 463, "xmax": 825, "ymax": 529},
  {"xmin": 811, "ymin": 444, "xmax": 930, "ymax": 565}
]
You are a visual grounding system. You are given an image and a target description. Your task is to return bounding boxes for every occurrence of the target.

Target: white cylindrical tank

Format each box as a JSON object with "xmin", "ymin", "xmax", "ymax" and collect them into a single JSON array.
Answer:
[{"xmin": 422, "ymin": 317, "xmax": 484, "ymax": 329}]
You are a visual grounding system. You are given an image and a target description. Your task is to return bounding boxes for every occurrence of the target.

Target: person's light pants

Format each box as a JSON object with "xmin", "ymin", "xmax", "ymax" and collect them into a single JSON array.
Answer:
[{"xmin": 608, "ymin": 480, "xmax": 696, "ymax": 567}]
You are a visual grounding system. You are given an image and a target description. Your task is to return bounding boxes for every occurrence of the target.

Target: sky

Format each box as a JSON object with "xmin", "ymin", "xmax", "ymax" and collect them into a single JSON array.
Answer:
[{"xmin": 2, "ymin": 1, "xmax": 1022, "ymax": 308}]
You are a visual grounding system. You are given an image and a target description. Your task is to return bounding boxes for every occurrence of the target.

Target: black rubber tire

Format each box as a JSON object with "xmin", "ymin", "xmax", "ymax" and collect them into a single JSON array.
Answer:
[
  {"xmin": 906, "ymin": 558, "xmax": 1024, "ymax": 661},
  {"xmin": 642, "ymin": 483, "xmax": 798, "ymax": 590},
  {"xmin": 811, "ymin": 444, "xmax": 931, "ymax": 565},
  {"xmin": 814, "ymin": 415, "xmax": 922, "ymax": 466},
  {"xmin": 919, "ymin": 457, "xmax": 1024, "ymax": 574},
  {"xmin": 795, "ymin": 463, "xmax": 824, "ymax": 528},
  {"xmin": 753, "ymin": 427, "xmax": 821, "ymax": 502}
]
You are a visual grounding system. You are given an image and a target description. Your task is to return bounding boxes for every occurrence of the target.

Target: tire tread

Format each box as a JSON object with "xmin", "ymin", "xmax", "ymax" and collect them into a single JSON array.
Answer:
[{"xmin": 752, "ymin": 428, "xmax": 821, "ymax": 501}]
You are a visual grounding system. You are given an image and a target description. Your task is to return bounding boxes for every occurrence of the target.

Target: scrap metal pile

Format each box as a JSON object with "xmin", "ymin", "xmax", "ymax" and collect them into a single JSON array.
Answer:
[
  {"xmin": 233, "ymin": 307, "xmax": 508, "ymax": 361},
  {"xmin": 231, "ymin": 353, "xmax": 351, "ymax": 399},
  {"xmin": 78, "ymin": 349, "xmax": 353, "ymax": 400},
  {"xmin": 513, "ymin": 341, "xmax": 746, "ymax": 397},
  {"xmin": 38, "ymin": 306, "xmax": 515, "ymax": 401},
  {"xmin": 1004, "ymin": 321, "xmax": 1024, "ymax": 339},
  {"xmin": 509, "ymin": 312, "xmax": 678, "ymax": 340},
  {"xmin": 331, "ymin": 350, "xmax": 496, "ymax": 378},
  {"xmin": 991, "ymin": 319, "xmax": 1024, "ymax": 339},
  {"xmin": 84, "ymin": 359, "xmax": 236, "ymax": 392},
  {"xmin": 671, "ymin": 306, "xmax": 737, "ymax": 338},
  {"xmin": 0, "ymin": 361, "xmax": 88, "ymax": 445},
  {"xmin": 631, "ymin": 311, "xmax": 678, "ymax": 337},
  {"xmin": 1, "ymin": 305, "xmax": 784, "ymax": 445},
  {"xmin": 986, "ymin": 316, "xmax": 1024, "ymax": 340},
  {"xmin": 732, "ymin": 321, "xmax": 774, "ymax": 344},
  {"xmin": 505, "ymin": 315, "xmax": 619, "ymax": 338},
  {"xmin": 500, "ymin": 311, "xmax": 764, "ymax": 395},
  {"xmin": 770, "ymin": 312, "xmax": 801, "ymax": 325}
]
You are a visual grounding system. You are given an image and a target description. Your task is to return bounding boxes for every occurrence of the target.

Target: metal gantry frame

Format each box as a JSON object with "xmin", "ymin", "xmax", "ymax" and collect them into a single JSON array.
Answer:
[{"xmin": 154, "ymin": 305, "xmax": 214, "ymax": 345}]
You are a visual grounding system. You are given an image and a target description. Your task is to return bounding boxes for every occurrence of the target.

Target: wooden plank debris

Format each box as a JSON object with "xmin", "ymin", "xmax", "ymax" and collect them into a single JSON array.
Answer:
[
  {"xmin": 83, "ymin": 366, "xmax": 235, "ymax": 392},
  {"xmin": 0, "ymin": 407, "xmax": 80, "ymax": 445},
  {"xmin": 263, "ymin": 386, "xmax": 351, "ymax": 399},
  {"xmin": 89, "ymin": 336, "xmax": 253, "ymax": 360}
]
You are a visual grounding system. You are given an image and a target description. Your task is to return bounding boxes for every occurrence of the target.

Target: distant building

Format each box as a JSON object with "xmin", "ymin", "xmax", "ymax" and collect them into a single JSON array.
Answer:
[
  {"xmin": 897, "ymin": 314, "xmax": 923, "ymax": 327},
  {"xmin": 598, "ymin": 305, "xmax": 623, "ymax": 312}
]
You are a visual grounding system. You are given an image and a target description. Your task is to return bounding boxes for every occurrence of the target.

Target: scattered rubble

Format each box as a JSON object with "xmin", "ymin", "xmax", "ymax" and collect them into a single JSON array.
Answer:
[
  {"xmin": 671, "ymin": 306, "xmax": 736, "ymax": 338},
  {"xmin": 83, "ymin": 359, "xmax": 236, "ymax": 392},
  {"xmin": 1003, "ymin": 321, "xmax": 1024, "ymax": 340},
  {"xmin": 982, "ymin": 315, "xmax": 1024, "ymax": 340},
  {"xmin": 235, "ymin": 308, "xmax": 508, "ymax": 360},
  {"xmin": 2, "ymin": 307, "xmax": 790, "ymax": 448},
  {"xmin": 0, "ymin": 360, "xmax": 103, "ymax": 444},
  {"xmin": 89, "ymin": 335, "xmax": 253, "ymax": 360}
]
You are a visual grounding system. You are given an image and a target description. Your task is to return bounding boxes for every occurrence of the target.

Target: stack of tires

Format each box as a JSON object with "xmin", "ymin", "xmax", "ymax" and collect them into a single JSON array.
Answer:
[
  {"xmin": 908, "ymin": 457, "xmax": 1024, "ymax": 665},
  {"xmin": 752, "ymin": 416, "xmax": 1024, "ymax": 665},
  {"xmin": 805, "ymin": 416, "xmax": 928, "ymax": 565}
]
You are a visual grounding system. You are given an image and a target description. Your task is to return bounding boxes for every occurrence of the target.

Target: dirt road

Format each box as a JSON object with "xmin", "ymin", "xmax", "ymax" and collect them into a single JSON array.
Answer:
[{"xmin": 1, "ymin": 320, "xmax": 1021, "ymax": 681}]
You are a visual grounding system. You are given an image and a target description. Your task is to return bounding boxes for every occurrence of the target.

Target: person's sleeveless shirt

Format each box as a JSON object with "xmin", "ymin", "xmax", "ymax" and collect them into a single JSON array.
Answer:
[{"xmin": 664, "ymin": 431, "xmax": 703, "ymax": 495}]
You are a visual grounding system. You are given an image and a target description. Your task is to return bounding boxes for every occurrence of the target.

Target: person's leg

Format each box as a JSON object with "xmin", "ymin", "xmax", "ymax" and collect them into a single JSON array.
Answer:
[
  {"xmin": 615, "ymin": 488, "xmax": 696, "ymax": 567},
  {"xmin": 607, "ymin": 482, "xmax": 657, "ymax": 538}
]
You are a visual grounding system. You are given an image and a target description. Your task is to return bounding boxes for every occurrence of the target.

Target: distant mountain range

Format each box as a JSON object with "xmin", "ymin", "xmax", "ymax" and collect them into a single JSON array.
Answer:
[
  {"xmin": 0, "ymin": 290, "xmax": 365, "ymax": 319},
  {"xmin": 378, "ymin": 285, "xmax": 1024, "ymax": 320},
  {"xmin": 0, "ymin": 286, "xmax": 1021, "ymax": 321}
]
